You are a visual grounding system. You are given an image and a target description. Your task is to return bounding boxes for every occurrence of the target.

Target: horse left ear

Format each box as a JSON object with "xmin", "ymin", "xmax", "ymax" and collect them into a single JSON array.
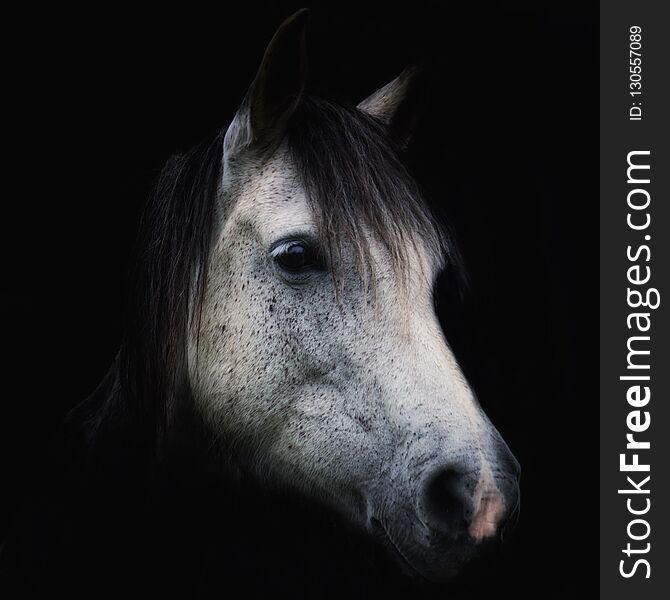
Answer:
[
  {"xmin": 357, "ymin": 67, "xmax": 423, "ymax": 148},
  {"xmin": 224, "ymin": 9, "xmax": 310, "ymax": 160}
]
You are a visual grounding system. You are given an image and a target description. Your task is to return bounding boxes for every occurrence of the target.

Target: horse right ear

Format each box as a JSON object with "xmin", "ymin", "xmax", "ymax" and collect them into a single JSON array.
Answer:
[
  {"xmin": 357, "ymin": 67, "xmax": 425, "ymax": 149},
  {"xmin": 223, "ymin": 9, "xmax": 309, "ymax": 164}
]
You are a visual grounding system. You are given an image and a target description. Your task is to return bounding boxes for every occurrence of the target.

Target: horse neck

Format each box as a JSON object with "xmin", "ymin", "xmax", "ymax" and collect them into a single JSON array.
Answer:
[
  {"xmin": 66, "ymin": 355, "xmax": 217, "ymax": 496},
  {"xmin": 60, "ymin": 359, "xmax": 147, "ymax": 486}
]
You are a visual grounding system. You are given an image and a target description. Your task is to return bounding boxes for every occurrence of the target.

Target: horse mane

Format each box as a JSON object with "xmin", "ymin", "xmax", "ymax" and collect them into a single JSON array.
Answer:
[
  {"xmin": 286, "ymin": 96, "xmax": 451, "ymax": 285},
  {"xmin": 64, "ymin": 129, "xmax": 224, "ymax": 471},
  {"xmin": 115, "ymin": 129, "xmax": 225, "ymax": 459},
  {"xmin": 77, "ymin": 95, "xmax": 461, "ymax": 461}
]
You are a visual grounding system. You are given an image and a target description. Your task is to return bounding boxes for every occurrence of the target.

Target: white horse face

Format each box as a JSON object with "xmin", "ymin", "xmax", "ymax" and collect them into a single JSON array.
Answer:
[{"xmin": 187, "ymin": 11, "xmax": 519, "ymax": 581}]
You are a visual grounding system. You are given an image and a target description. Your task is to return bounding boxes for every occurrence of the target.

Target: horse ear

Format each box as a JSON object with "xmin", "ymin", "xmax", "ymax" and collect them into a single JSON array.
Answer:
[
  {"xmin": 224, "ymin": 9, "xmax": 309, "ymax": 159},
  {"xmin": 357, "ymin": 67, "xmax": 423, "ymax": 148}
]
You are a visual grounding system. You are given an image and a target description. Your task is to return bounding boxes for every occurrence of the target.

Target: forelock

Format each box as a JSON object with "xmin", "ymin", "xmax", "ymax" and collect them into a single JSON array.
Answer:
[{"xmin": 285, "ymin": 96, "xmax": 451, "ymax": 287}]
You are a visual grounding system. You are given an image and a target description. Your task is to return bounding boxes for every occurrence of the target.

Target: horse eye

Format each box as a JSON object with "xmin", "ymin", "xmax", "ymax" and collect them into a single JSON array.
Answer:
[{"xmin": 272, "ymin": 241, "xmax": 322, "ymax": 274}]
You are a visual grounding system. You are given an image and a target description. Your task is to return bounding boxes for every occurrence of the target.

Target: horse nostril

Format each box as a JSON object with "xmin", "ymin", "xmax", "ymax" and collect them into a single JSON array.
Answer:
[{"xmin": 421, "ymin": 468, "xmax": 473, "ymax": 537}]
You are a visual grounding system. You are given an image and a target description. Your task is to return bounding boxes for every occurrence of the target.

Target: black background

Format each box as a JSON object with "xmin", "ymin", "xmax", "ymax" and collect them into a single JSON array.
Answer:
[{"xmin": 2, "ymin": 2, "xmax": 598, "ymax": 598}]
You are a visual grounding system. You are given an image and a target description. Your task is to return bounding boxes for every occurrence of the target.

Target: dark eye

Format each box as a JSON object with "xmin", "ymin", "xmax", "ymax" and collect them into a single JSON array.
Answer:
[{"xmin": 271, "ymin": 240, "xmax": 323, "ymax": 275}]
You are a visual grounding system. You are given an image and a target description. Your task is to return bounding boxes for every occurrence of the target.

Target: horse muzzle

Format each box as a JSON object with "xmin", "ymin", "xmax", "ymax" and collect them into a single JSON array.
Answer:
[{"xmin": 367, "ymin": 445, "xmax": 520, "ymax": 582}]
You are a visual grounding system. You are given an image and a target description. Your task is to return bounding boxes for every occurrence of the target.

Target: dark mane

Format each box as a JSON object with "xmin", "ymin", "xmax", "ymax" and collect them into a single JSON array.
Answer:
[
  {"xmin": 77, "ymin": 131, "xmax": 225, "ymax": 460},
  {"xmin": 96, "ymin": 96, "xmax": 457, "ymax": 457},
  {"xmin": 115, "ymin": 130, "xmax": 225, "ymax": 458},
  {"xmin": 286, "ymin": 97, "xmax": 449, "ymax": 283}
]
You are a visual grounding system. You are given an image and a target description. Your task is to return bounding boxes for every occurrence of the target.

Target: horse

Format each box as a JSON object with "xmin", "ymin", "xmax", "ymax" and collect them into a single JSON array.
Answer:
[{"xmin": 1, "ymin": 9, "xmax": 519, "ymax": 598}]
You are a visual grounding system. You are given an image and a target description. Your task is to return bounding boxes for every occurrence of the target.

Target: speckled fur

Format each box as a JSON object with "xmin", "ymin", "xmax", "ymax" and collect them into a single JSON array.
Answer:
[
  {"xmin": 188, "ymin": 121, "xmax": 517, "ymax": 579},
  {"xmin": 181, "ymin": 14, "xmax": 521, "ymax": 578}
]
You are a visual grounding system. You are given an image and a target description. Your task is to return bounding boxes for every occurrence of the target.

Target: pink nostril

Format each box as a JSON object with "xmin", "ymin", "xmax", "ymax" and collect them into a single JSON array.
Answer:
[
  {"xmin": 420, "ymin": 462, "xmax": 512, "ymax": 542},
  {"xmin": 467, "ymin": 459, "xmax": 507, "ymax": 542},
  {"xmin": 468, "ymin": 490, "xmax": 506, "ymax": 542}
]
